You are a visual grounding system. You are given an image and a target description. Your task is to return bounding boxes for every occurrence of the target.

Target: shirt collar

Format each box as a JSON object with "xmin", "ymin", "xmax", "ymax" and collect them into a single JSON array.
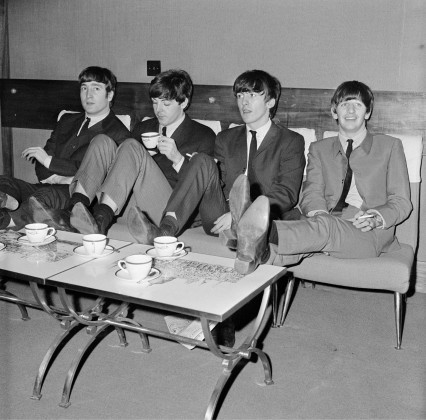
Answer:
[
  {"xmin": 161, "ymin": 114, "xmax": 186, "ymax": 137},
  {"xmin": 339, "ymin": 126, "xmax": 367, "ymax": 150},
  {"xmin": 85, "ymin": 109, "xmax": 110, "ymax": 127},
  {"xmin": 246, "ymin": 119, "xmax": 272, "ymax": 143}
]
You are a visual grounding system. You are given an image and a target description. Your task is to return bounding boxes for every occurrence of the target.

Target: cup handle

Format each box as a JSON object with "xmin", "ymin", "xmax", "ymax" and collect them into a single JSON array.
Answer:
[
  {"xmin": 174, "ymin": 242, "xmax": 184, "ymax": 253},
  {"xmin": 46, "ymin": 227, "xmax": 56, "ymax": 238},
  {"xmin": 118, "ymin": 260, "xmax": 127, "ymax": 272}
]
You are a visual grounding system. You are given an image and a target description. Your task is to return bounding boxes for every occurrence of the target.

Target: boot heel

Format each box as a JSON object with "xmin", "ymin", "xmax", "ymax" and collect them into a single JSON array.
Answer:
[
  {"xmin": 234, "ymin": 258, "xmax": 256, "ymax": 275},
  {"xmin": 220, "ymin": 229, "xmax": 237, "ymax": 249}
]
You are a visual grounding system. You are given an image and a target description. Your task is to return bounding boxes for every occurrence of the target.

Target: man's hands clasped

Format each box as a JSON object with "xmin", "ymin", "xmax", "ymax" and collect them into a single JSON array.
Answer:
[{"xmin": 352, "ymin": 210, "xmax": 383, "ymax": 232}]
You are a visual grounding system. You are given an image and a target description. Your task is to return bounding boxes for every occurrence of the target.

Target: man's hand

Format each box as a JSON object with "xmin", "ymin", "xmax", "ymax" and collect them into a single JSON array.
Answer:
[
  {"xmin": 352, "ymin": 210, "xmax": 382, "ymax": 232},
  {"xmin": 158, "ymin": 135, "xmax": 183, "ymax": 165},
  {"xmin": 21, "ymin": 147, "xmax": 49, "ymax": 166},
  {"xmin": 210, "ymin": 212, "xmax": 232, "ymax": 234}
]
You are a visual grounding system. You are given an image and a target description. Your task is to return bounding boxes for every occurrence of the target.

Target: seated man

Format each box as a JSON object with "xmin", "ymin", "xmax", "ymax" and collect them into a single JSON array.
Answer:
[
  {"xmin": 56, "ymin": 69, "xmax": 216, "ymax": 234},
  {"xmin": 230, "ymin": 80, "xmax": 412, "ymax": 275},
  {"xmin": 7, "ymin": 66, "xmax": 131, "ymax": 230},
  {"xmin": 128, "ymin": 69, "xmax": 305, "ymax": 247}
]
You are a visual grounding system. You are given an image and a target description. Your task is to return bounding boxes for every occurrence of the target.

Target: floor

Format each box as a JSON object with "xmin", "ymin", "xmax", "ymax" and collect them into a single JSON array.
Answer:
[{"xmin": 1, "ymin": 279, "xmax": 425, "ymax": 419}]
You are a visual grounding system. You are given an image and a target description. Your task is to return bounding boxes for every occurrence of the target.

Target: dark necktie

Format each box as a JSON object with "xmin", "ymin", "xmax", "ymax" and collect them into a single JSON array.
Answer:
[
  {"xmin": 162, "ymin": 126, "xmax": 167, "ymax": 136},
  {"xmin": 247, "ymin": 130, "xmax": 259, "ymax": 200},
  {"xmin": 334, "ymin": 139, "xmax": 354, "ymax": 213},
  {"xmin": 78, "ymin": 117, "xmax": 90, "ymax": 137},
  {"xmin": 247, "ymin": 130, "xmax": 257, "ymax": 184}
]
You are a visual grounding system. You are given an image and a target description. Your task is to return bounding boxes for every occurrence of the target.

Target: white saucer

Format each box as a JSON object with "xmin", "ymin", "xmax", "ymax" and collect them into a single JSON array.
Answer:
[
  {"xmin": 73, "ymin": 245, "xmax": 115, "ymax": 258},
  {"xmin": 18, "ymin": 235, "xmax": 56, "ymax": 246},
  {"xmin": 0, "ymin": 242, "xmax": 5, "ymax": 251},
  {"xmin": 115, "ymin": 267, "xmax": 161, "ymax": 282},
  {"xmin": 146, "ymin": 247, "xmax": 188, "ymax": 261}
]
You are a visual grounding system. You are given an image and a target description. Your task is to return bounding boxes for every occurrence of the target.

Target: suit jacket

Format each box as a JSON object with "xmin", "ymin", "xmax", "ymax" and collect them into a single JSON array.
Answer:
[
  {"xmin": 300, "ymin": 133, "xmax": 412, "ymax": 251},
  {"xmin": 132, "ymin": 115, "xmax": 216, "ymax": 188},
  {"xmin": 215, "ymin": 122, "xmax": 305, "ymax": 220},
  {"xmin": 35, "ymin": 111, "xmax": 131, "ymax": 181}
]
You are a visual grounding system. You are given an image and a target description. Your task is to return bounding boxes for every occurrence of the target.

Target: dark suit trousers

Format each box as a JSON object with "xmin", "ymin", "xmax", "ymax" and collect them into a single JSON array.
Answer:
[
  {"xmin": 164, "ymin": 153, "xmax": 228, "ymax": 235},
  {"xmin": 0, "ymin": 175, "xmax": 70, "ymax": 208}
]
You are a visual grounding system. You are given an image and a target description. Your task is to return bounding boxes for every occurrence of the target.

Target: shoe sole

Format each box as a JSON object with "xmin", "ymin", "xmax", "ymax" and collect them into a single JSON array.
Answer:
[
  {"xmin": 235, "ymin": 196, "xmax": 270, "ymax": 275},
  {"xmin": 70, "ymin": 203, "xmax": 99, "ymax": 234}
]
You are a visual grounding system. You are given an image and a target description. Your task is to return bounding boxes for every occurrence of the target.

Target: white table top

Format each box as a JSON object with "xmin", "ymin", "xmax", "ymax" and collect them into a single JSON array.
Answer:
[
  {"xmin": 0, "ymin": 230, "xmax": 131, "ymax": 284},
  {"xmin": 47, "ymin": 243, "xmax": 286, "ymax": 321}
]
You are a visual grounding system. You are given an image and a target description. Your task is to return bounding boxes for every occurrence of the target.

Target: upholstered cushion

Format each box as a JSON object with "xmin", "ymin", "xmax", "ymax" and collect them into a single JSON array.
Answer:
[
  {"xmin": 193, "ymin": 119, "xmax": 222, "ymax": 135},
  {"xmin": 289, "ymin": 128, "xmax": 317, "ymax": 173},
  {"xmin": 288, "ymin": 243, "xmax": 413, "ymax": 294},
  {"xmin": 57, "ymin": 110, "xmax": 131, "ymax": 130}
]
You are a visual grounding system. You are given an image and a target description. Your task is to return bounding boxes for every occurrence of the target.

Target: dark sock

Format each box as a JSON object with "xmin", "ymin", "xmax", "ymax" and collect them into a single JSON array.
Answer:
[
  {"xmin": 0, "ymin": 209, "xmax": 11, "ymax": 229},
  {"xmin": 93, "ymin": 203, "xmax": 115, "ymax": 226},
  {"xmin": 159, "ymin": 215, "xmax": 179, "ymax": 236},
  {"xmin": 68, "ymin": 193, "xmax": 90, "ymax": 210}
]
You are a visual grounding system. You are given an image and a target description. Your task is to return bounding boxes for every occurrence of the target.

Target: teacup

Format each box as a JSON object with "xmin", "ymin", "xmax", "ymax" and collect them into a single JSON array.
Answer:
[
  {"xmin": 154, "ymin": 236, "xmax": 184, "ymax": 257},
  {"xmin": 82, "ymin": 234, "xmax": 107, "ymax": 256},
  {"xmin": 141, "ymin": 132, "xmax": 160, "ymax": 149},
  {"xmin": 117, "ymin": 254, "xmax": 152, "ymax": 280},
  {"xmin": 25, "ymin": 223, "xmax": 56, "ymax": 243}
]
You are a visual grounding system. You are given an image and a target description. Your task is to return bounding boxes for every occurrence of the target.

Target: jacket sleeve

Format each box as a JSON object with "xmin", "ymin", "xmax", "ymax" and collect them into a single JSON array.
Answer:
[
  {"xmin": 374, "ymin": 138, "xmax": 412, "ymax": 228},
  {"xmin": 265, "ymin": 133, "xmax": 305, "ymax": 218},
  {"xmin": 299, "ymin": 141, "xmax": 329, "ymax": 214}
]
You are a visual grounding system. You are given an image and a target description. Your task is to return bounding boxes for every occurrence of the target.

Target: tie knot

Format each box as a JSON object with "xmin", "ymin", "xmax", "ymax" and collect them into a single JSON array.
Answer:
[
  {"xmin": 162, "ymin": 127, "xmax": 167, "ymax": 136},
  {"xmin": 250, "ymin": 130, "xmax": 257, "ymax": 137},
  {"xmin": 346, "ymin": 139, "xmax": 353, "ymax": 156}
]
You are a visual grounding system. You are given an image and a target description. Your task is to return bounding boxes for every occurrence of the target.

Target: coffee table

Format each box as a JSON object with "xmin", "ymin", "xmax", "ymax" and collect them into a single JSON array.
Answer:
[
  {"xmin": 1, "ymin": 233, "xmax": 286, "ymax": 420},
  {"xmin": 0, "ymin": 230, "xmax": 130, "ymax": 318}
]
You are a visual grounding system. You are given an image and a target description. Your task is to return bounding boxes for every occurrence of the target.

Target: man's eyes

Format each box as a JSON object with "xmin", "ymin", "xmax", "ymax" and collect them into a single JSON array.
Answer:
[{"xmin": 236, "ymin": 92, "xmax": 260, "ymax": 99}]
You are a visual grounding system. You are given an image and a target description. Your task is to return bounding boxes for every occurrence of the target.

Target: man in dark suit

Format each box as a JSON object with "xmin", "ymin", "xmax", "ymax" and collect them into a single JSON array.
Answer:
[
  {"xmin": 128, "ymin": 70, "xmax": 305, "ymax": 348},
  {"xmin": 129, "ymin": 70, "xmax": 305, "ymax": 247},
  {"xmin": 233, "ymin": 80, "xmax": 412, "ymax": 275},
  {"xmin": 66, "ymin": 69, "xmax": 216, "ymax": 235},
  {"xmin": 0, "ymin": 66, "xmax": 131, "ymax": 231}
]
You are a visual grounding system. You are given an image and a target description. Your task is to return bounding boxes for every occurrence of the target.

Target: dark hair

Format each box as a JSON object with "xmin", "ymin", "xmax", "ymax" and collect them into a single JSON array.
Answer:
[
  {"xmin": 331, "ymin": 80, "xmax": 374, "ymax": 115},
  {"xmin": 149, "ymin": 69, "xmax": 193, "ymax": 107},
  {"xmin": 78, "ymin": 66, "xmax": 117, "ymax": 93},
  {"xmin": 233, "ymin": 70, "xmax": 282, "ymax": 118}
]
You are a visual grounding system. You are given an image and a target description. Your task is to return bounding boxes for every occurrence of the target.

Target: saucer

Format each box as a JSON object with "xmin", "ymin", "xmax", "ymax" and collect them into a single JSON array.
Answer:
[
  {"xmin": 115, "ymin": 267, "xmax": 161, "ymax": 282},
  {"xmin": 73, "ymin": 245, "xmax": 115, "ymax": 258},
  {"xmin": 146, "ymin": 247, "xmax": 188, "ymax": 261},
  {"xmin": 18, "ymin": 235, "xmax": 56, "ymax": 246}
]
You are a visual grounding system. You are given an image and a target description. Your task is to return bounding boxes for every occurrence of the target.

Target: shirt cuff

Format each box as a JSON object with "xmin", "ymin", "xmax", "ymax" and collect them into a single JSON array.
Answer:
[
  {"xmin": 368, "ymin": 209, "xmax": 386, "ymax": 229},
  {"xmin": 43, "ymin": 155, "xmax": 52, "ymax": 168},
  {"xmin": 172, "ymin": 155, "xmax": 185, "ymax": 173}
]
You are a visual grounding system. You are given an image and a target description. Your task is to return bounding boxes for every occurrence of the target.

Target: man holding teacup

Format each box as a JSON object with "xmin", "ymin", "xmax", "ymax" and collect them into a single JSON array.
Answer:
[
  {"xmin": 60, "ymin": 69, "xmax": 216, "ymax": 235},
  {"xmin": 2, "ymin": 66, "xmax": 131, "ymax": 232}
]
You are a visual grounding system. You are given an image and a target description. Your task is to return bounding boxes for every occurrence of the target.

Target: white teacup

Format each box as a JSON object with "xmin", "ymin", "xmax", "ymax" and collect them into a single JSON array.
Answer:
[
  {"xmin": 117, "ymin": 254, "xmax": 152, "ymax": 280},
  {"xmin": 25, "ymin": 223, "xmax": 56, "ymax": 243},
  {"xmin": 141, "ymin": 132, "xmax": 160, "ymax": 149},
  {"xmin": 82, "ymin": 234, "xmax": 107, "ymax": 256},
  {"xmin": 154, "ymin": 236, "xmax": 185, "ymax": 257}
]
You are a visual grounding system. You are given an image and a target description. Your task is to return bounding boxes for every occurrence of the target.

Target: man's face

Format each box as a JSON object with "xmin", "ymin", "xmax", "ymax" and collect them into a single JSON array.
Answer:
[
  {"xmin": 331, "ymin": 98, "xmax": 371, "ymax": 136},
  {"xmin": 152, "ymin": 97, "xmax": 188, "ymax": 127},
  {"xmin": 80, "ymin": 81, "xmax": 113, "ymax": 117},
  {"xmin": 236, "ymin": 91, "xmax": 275, "ymax": 130}
]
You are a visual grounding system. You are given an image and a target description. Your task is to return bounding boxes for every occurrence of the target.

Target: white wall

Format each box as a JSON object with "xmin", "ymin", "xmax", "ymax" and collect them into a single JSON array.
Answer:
[{"xmin": 7, "ymin": 0, "xmax": 426, "ymax": 91}]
